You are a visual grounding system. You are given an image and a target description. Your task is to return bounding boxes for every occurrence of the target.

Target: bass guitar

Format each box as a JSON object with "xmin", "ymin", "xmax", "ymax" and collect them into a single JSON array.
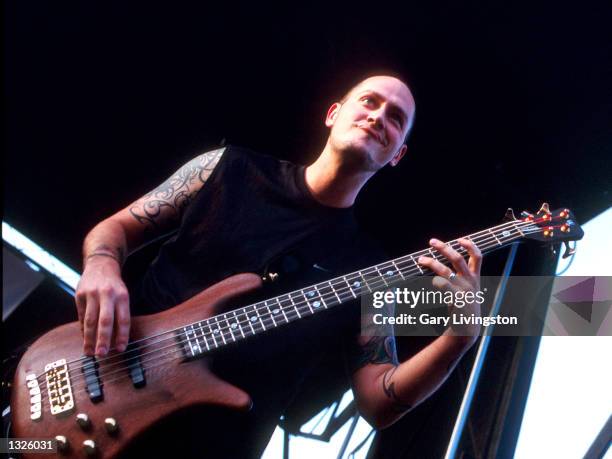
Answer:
[{"xmin": 10, "ymin": 204, "xmax": 583, "ymax": 458}]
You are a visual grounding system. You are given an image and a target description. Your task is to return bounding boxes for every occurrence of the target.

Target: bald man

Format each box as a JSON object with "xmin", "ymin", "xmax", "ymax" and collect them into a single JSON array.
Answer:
[{"xmin": 76, "ymin": 75, "xmax": 481, "ymax": 456}]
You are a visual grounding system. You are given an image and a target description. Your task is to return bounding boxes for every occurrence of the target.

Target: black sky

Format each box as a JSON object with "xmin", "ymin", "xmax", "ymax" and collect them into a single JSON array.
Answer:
[{"xmin": 4, "ymin": 1, "xmax": 611, "ymax": 270}]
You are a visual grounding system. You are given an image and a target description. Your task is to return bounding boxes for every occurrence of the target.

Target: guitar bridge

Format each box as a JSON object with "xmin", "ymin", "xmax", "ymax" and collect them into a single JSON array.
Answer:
[{"xmin": 45, "ymin": 359, "xmax": 75, "ymax": 416}]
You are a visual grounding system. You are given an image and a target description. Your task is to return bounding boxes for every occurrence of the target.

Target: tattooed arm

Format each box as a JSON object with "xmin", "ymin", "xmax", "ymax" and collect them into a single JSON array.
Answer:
[
  {"xmin": 126, "ymin": 148, "xmax": 225, "ymax": 236},
  {"xmin": 349, "ymin": 238, "xmax": 482, "ymax": 429},
  {"xmin": 349, "ymin": 331, "xmax": 475, "ymax": 429},
  {"xmin": 76, "ymin": 148, "xmax": 225, "ymax": 357}
]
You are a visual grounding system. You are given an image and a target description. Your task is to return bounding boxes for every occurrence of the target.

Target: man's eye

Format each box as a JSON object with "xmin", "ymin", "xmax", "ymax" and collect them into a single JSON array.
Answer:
[{"xmin": 362, "ymin": 97, "xmax": 375, "ymax": 105}]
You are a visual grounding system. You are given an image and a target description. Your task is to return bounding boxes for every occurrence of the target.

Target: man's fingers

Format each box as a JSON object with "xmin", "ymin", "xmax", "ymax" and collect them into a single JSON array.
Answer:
[
  {"xmin": 418, "ymin": 255, "xmax": 455, "ymax": 279},
  {"xmin": 431, "ymin": 274, "xmax": 470, "ymax": 292},
  {"xmin": 96, "ymin": 295, "xmax": 115, "ymax": 356},
  {"xmin": 75, "ymin": 292, "xmax": 86, "ymax": 334},
  {"xmin": 113, "ymin": 293, "xmax": 130, "ymax": 352},
  {"xmin": 83, "ymin": 293, "xmax": 99, "ymax": 356},
  {"xmin": 429, "ymin": 238, "xmax": 470, "ymax": 277},
  {"xmin": 458, "ymin": 238, "xmax": 482, "ymax": 274}
]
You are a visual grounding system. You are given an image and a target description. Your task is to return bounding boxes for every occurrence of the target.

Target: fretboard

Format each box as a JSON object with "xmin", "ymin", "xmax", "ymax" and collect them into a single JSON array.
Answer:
[{"xmin": 177, "ymin": 218, "xmax": 535, "ymax": 358}]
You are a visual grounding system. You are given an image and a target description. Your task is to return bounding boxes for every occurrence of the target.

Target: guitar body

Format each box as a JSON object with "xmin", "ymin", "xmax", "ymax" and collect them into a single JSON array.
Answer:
[{"xmin": 10, "ymin": 273, "xmax": 261, "ymax": 458}]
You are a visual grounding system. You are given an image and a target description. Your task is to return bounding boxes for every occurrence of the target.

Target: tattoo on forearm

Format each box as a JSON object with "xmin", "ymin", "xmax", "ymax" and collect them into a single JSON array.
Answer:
[
  {"xmin": 382, "ymin": 366, "xmax": 413, "ymax": 412},
  {"xmin": 129, "ymin": 148, "xmax": 224, "ymax": 230}
]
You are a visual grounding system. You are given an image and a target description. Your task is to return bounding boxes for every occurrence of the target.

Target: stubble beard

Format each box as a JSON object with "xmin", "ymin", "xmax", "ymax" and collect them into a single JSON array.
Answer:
[{"xmin": 330, "ymin": 134, "xmax": 380, "ymax": 173}]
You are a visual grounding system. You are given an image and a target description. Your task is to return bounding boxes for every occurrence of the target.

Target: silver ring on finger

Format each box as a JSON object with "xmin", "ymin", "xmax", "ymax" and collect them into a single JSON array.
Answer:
[{"xmin": 448, "ymin": 271, "xmax": 457, "ymax": 282}]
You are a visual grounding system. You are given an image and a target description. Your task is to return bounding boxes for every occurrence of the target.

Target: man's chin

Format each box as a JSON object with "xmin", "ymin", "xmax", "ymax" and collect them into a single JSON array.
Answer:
[{"xmin": 336, "ymin": 143, "xmax": 381, "ymax": 171}]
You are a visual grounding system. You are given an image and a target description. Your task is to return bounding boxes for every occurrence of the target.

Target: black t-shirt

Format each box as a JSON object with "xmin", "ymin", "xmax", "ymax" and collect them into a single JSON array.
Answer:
[{"xmin": 126, "ymin": 146, "xmax": 387, "ymax": 458}]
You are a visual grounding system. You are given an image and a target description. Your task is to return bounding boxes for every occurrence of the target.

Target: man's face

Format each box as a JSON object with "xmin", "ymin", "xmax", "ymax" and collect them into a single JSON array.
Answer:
[{"xmin": 326, "ymin": 76, "xmax": 415, "ymax": 170}]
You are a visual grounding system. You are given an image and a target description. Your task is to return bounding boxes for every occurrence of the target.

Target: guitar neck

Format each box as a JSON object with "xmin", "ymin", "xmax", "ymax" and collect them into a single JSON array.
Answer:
[{"xmin": 177, "ymin": 218, "xmax": 534, "ymax": 358}]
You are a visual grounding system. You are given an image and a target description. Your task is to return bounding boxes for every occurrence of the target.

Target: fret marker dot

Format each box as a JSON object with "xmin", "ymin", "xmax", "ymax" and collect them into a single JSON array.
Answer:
[
  {"xmin": 231, "ymin": 323, "xmax": 237, "ymax": 329},
  {"xmin": 250, "ymin": 316, "xmax": 257, "ymax": 323},
  {"xmin": 502, "ymin": 230, "xmax": 510, "ymax": 237},
  {"xmin": 191, "ymin": 346, "xmax": 198, "ymax": 352},
  {"xmin": 386, "ymin": 270, "xmax": 394, "ymax": 276},
  {"xmin": 312, "ymin": 301, "xmax": 321, "ymax": 308},
  {"xmin": 213, "ymin": 329, "xmax": 219, "ymax": 334},
  {"xmin": 307, "ymin": 291, "xmax": 315, "ymax": 297},
  {"xmin": 272, "ymin": 309, "xmax": 279, "ymax": 314},
  {"xmin": 353, "ymin": 282, "xmax": 361, "ymax": 288}
]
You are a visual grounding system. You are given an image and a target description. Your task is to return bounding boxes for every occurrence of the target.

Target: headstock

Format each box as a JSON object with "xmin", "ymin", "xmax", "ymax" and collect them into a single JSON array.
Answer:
[{"xmin": 504, "ymin": 203, "xmax": 585, "ymax": 258}]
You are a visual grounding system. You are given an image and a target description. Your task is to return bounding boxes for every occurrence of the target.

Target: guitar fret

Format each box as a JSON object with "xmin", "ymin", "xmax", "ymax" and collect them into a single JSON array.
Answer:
[
  {"xmin": 346, "ymin": 273, "xmax": 364, "ymax": 297},
  {"xmin": 301, "ymin": 290, "xmax": 315, "ymax": 314},
  {"xmin": 315, "ymin": 283, "xmax": 335, "ymax": 307},
  {"xmin": 391, "ymin": 260, "xmax": 405, "ymax": 280},
  {"xmin": 411, "ymin": 255, "xmax": 424, "ymax": 274},
  {"xmin": 288, "ymin": 293, "xmax": 302, "ymax": 319},
  {"xmin": 512, "ymin": 222, "xmax": 525, "ymax": 237},
  {"xmin": 213, "ymin": 316, "xmax": 226, "ymax": 345},
  {"xmin": 222, "ymin": 313, "xmax": 236, "ymax": 341},
  {"xmin": 232, "ymin": 310, "xmax": 245, "ymax": 338},
  {"xmin": 206, "ymin": 320, "xmax": 219, "ymax": 348},
  {"xmin": 183, "ymin": 326, "xmax": 196, "ymax": 357},
  {"xmin": 276, "ymin": 297, "xmax": 290, "ymax": 323},
  {"xmin": 191, "ymin": 324, "xmax": 202, "ymax": 354},
  {"xmin": 342, "ymin": 276, "xmax": 357, "ymax": 299},
  {"xmin": 329, "ymin": 280, "xmax": 342, "ymax": 302},
  {"xmin": 374, "ymin": 265, "xmax": 389, "ymax": 287},
  {"xmin": 488, "ymin": 228, "xmax": 502, "ymax": 245},
  {"xmin": 198, "ymin": 321, "xmax": 210, "ymax": 351},
  {"xmin": 264, "ymin": 300, "xmax": 278, "ymax": 327},
  {"xmin": 330, "ymin": 277, "xmax": 355, "ymax": 304},
  {"xmin": 254, "ymin": 305, "xmax": 266, "ymax": 331},
  {"xmin": 312, "ymin": 285, "xmax": 327, "ymax": 309},
  {"xmin": 239, "ymin": 307, "xmax": 255, "ymax": 335},
  {"xmin": 357, "ymin": 271, "xmax": 372, "ymax": 293}
]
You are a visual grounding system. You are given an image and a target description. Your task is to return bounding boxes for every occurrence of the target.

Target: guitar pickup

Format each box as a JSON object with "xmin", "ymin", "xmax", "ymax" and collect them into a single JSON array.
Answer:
[
  {"xmin": 126, "ymin": 344, "xmax": 146, "ymax": 388},
  {"xmin": 81, "ymin": 357, "xmax": 103, "ymax": 403}
]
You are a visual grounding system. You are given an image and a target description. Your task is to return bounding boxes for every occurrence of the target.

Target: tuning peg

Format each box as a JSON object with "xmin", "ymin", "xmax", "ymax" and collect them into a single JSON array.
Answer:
[
  {"xmin": 520, "ymin": 210, "xmax": 534, "ymax": 220},
  {"xmin": 562, "ymin": 241, "xmax": 577, "ymax": 259},
  {"xmin": 261, "ymin": 272, "xmax": 279, "ymax": 283},
  {"xmin": 504, "ymin": 208, "xmax": 517, "ymax": 221},
  {"xmin": 538, "ymin": 202, "xmax": 551, "ymax": 214}
]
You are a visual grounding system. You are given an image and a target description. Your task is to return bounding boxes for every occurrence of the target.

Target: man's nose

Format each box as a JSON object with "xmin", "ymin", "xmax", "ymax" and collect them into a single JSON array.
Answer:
[{"xmin": 367, "ymin": 111, "xmax": 384, "ymax": 129}]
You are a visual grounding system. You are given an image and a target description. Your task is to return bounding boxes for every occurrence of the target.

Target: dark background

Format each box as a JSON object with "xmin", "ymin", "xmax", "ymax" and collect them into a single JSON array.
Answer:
[{"xmin": 5, "ymin": 1, "xmax": 611, "ymax": 271}]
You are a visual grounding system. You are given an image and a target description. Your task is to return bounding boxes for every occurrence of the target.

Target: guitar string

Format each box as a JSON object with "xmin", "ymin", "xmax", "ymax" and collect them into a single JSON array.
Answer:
[
  {"xmin": 33, "ymin": 218, "xmax": 542, "ymax": 393},
  {"xmin": 64, "ymin": 219, "xmax": 534, "ymax": 379},
  {"xmin": 33, "ymin": 221, "xmax": 547, "ymax": 402},
  {"xmin": 38, "ymin": 223, "xmax": 553, "ymax": 405},
  {"xmin": 33, "ymin": 217, "xmax": 544, "ymax": 401},
  {"xmin": 54, "ymin": 227, "xmax": 541, "ymax": 402}
]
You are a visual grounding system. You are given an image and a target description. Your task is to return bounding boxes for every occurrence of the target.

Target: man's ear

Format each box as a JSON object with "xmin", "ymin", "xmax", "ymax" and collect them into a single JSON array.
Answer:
[
  {"xmin": 389, "ymin": 144, "xmax": 408, "ymax": 167},
  {"xmin": 325, "ymin": 103, "xmax": 341, "ymax": 127}
]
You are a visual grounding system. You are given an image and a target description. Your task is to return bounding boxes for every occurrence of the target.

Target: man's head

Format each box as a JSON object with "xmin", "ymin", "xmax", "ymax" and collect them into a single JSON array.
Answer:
[{"xmin": 325, "ymin": 75, "xmax": 415, "ymax": 171}]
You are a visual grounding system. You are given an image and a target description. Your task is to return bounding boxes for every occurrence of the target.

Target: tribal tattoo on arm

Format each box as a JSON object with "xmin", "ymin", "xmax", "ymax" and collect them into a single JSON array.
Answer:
[
  {"xmin": 348, "ymin": 299, "xmax": 414, "ymax": 412},
  {"xmin": 129, "ymin": 148, "xmax": 225, "ymax": 233},
  {"xmin": 350, "ymin": 335, "xmax": 414, "ymax": 411},
  {"xmin": 382, "ymin": 366, "xmax": 413, "ymax": 412}
]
